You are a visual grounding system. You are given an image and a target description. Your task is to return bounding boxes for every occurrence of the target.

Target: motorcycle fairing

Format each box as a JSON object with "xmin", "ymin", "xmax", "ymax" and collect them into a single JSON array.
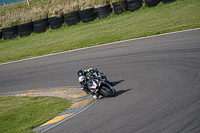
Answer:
[{"xmin": 87, "ymin": 79, "xmax": 101, "ymax": 92}]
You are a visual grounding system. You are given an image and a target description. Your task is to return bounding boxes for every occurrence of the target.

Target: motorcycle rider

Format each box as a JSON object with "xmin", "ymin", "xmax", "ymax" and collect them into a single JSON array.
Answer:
[
  {"xmin": 77, "ymin": 69, "xmax": 99, "ymax": 99},
  {"xmin": 84, "ymin": 68, "xmax": 113, "ymax": 86},
  {"xmin": 84, "ymin": 68, "xmax": 99, "ymax": 79}
]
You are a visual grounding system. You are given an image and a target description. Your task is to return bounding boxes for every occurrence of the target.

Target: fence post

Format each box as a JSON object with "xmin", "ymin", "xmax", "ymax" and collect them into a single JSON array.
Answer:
[{"xmin": 27, "ymin": 0, "xmax": 30, "ymax": 6}]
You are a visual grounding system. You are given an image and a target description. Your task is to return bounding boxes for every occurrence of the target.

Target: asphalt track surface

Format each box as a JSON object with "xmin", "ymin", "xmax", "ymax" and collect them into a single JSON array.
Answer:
[{"xmin": 0, "ymin": 29, "xmax": 200, "ymax": 133}]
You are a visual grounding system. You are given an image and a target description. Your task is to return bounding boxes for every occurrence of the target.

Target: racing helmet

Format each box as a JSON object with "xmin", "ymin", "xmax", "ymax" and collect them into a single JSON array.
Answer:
[
  {"xmin": 77, "ymin": 69, "xmax": 84, "ymax": 76},
  {"xmin": 78, "ymin": 76, "xmax": 86, "ymax": 85}
]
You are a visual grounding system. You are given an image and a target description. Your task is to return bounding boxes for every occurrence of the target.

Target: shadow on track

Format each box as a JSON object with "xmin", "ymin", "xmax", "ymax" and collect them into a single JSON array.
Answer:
[
  {"xmin": 111, "ymin": 80, "xmax": 124, "ymax": 86},
  {"xmin": 116, "ymin": 88, "xmax": 132, "ymax": 96},
  {"xmin": 110, "ymin": 80, "xmax": 132, "ymax": 96}
]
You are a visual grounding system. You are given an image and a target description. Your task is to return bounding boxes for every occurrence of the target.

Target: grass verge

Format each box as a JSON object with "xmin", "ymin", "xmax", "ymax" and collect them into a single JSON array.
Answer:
[
  {"xmin": 0, "ymin": 0, "xmax": 200, "ymax": 63},
  {"xmin": 0, "ymin": 96, "xmax": 71, "ymax": 133}
]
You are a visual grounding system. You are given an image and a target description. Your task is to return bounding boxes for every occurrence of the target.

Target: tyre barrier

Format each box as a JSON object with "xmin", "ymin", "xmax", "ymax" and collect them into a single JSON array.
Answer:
[
  {"xmin": 112, "ymin": 2, "xmax": 125, "ymax": 15},
  {"xmin": 0, "ymin": 31, "xmax": 2, "ymax": 40},
  {"xmin": 79, "ymin": 8, "xmax": 97, "ymax": 23},
  {"xmin": 0, "ymin": 0, "xmax": 177, "ymax": 40},
  {"xmin": 121, "ymin": 0, "xmax": 129, "ymax": 11},
  {"xmin": 2, "ymin": 26, "xmax": 18, "ymax": 40},
  {"xmin": 127, "ymin": 0, "xmax": 143, "ymax": 12},
  {"xmin": 64, "ymin": 11, "xmax": 80, "ymax": 26},
  {"xmin": 144, "ymin": 0, "xmax": 161, "ymax": 7},
  {"xmin": 48, "ymin": 17, "xmax": 64, "ymax": 29},
  {"xmin": 161, "ymin": 0, "xmax": 176, "ymax": 4},
  {"xmin": 18, "ymin": 22, "xmax": 34, "ymax": 37},
  {"xmin": 94, "ymin": 4, "xmax": 113, "ymax": 19},
  {"xmin": 33, "ymin": 18, "xmax": 49, "ymax": 33}
]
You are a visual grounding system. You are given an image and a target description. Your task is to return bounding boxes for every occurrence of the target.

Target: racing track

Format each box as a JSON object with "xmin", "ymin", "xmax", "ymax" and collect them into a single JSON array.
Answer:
[{"xmin": 0, "ymin": 29, "xmax": 200, "ymax": 133}]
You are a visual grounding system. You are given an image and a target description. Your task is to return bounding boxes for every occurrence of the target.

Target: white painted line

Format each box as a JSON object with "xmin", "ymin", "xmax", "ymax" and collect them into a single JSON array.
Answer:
[{"xmin": 1, "ymin": 28, "xmax": 200, "ymax": 66}]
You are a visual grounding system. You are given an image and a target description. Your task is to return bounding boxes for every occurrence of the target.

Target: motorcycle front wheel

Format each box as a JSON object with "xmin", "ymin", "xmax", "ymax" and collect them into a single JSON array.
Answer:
[{"xmin": 99, "ymin": 82, "xmax": 116, "ymax": 97}]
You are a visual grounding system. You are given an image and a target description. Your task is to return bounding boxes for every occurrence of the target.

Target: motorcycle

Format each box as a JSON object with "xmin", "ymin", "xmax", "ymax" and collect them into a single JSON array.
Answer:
[
  {"xmin": 87, "ymin": 79, "xmax": 116, "ymax": 98},
  {"xmin": 86, "ymin": 71, "xmax": 113, "ymax": 86}
]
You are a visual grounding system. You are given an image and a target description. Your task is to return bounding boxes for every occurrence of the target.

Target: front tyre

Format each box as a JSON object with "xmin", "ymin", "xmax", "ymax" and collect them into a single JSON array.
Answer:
[
  {"xmin": 99, "ymin": 82, "xmax": 116, "ymax": 97},
  {"xmin": 112, "ymin": 89, "xmax": 117, "ymax": 97}
]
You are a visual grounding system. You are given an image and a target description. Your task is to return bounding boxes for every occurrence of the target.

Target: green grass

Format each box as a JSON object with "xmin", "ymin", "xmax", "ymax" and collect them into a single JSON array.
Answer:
[
  {"xmin": 0, "ymin": 0, "xmax": 109, "ymax": 27},
  {"xmin": 0, "ymin": 0, "xmax": 200, "ymax": 63},
  {"xmin": 0, "ymin": 96, "xmax": 71, "ymax": 133}
]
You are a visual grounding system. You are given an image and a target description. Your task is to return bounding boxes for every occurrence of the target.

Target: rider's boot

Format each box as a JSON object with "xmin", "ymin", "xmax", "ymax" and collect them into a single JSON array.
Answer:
[{"xmin": 93, "ymin": 94, "xmax": 99, "ymax": 99}]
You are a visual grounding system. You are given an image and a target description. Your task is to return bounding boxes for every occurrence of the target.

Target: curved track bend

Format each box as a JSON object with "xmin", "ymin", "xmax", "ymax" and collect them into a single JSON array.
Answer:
[{"xmin": 0, "ymin": 29, "xmax": 200, "ymax": 133}]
